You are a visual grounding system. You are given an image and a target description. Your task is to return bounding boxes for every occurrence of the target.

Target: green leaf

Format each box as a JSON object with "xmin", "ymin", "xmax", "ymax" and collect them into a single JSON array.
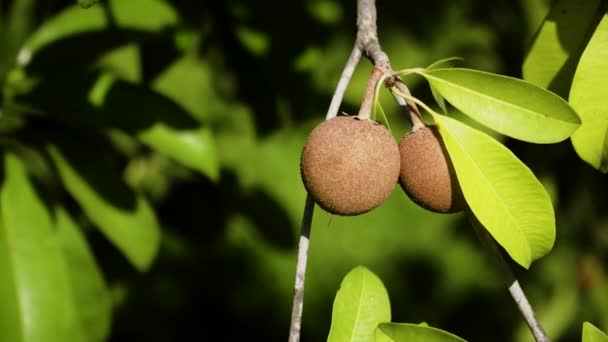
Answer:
[
  {"xmin": 375, "ymin": 323, "xmax": 467, "ymax": 342},
  {"xmin": 569, "ymin": 13, "xmax": 608, "ymax": 173},
  {"xmin": 583, "ymin": 322, "xmax": 608, "ymax": 342},
  {"xmin": 11, "ymin": 71, "xmax": 219, "ymax": 180},
  {"xmin": 426, "ymin": 57, "xmax": 463, "ymax": 70},
  {"xmin": 420, "ymin": 68, "xmax": 580, "ymax": 143},
  {"xmin": 55, "ymin": 207, "xmax": 112, "ymax": 342},
  {"xmin": 327, "ymin": 266, "xmax": 391, "ymax": 342},
  {"xmin": 433, "ymin": 114, "xmax": 555, "ymax": 268},
  {"xmin": 139, "ymin": 123, "xmax": 219, "ymax": 181},
  {"xmin": 48, "ymin": 137, "xmax": 161, "ymax": 271},
  {"xmin": 17, "ymin": 0, "xmax": 177, "ymax": 71},
  {"xmin": 92, "ymin": 75, "xmax": 220, "ymax": 180},
  {"xmin": 523, "ymin": 0, "xmax": 603, "ymax": 97},
  {"xmin": 0, "ymin": 152, "xmax": 82, "ymax": 342},
  {"xmin": 429, "ymin": 84, "xmax": 448, "ymax": 114}
]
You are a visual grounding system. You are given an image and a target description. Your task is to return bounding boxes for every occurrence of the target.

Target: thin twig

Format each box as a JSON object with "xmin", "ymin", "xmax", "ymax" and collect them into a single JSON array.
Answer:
[
  {"xmin": 288, "ymin": 27, "xmax": 364, "ymax": 342},
  {"xmin": 326, "ymin": 44, "xmax": 362, "ymax": 120},
  {"xmin": 357, "ymin": 66, "xmax": 384, "ymax": 120},
  {"xmin": 468, "ymin": 213, "xmax": 550, "ymax": 342},
  {"xmin": 288, "ymin": 195, "xmax": 315, "ymax": 342}
]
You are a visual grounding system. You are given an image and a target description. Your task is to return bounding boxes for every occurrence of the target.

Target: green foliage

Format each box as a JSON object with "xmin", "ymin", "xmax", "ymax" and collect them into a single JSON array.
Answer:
[
  {"xmin": 48, "ymin": 141, "xmax": 161, "ymax": 271},
  {"xmin": 0, "ymin": 153, "xmax": 81, "ymax": 341},
  {"xmin": 420, "ymin": 68, "xmax": 581, "ymax": 143},
  {"xmin": 375, "ymin": 323, "xmax": 467, "ymax": 342},
  {"xmin": 329, "ymin": 267, "xmax": 468, "ymax": 342},
  {"xmin": 583, "ymin": 322, "xmax": 608, "ymax": 342},
  {"xmin": 569, "ymin": 12, "xmax": 608, "ymax": 173},
  {"xmin": 327, "ymin": 266, "xmax": 391, "ymax": 342},
  {"xmin": 0, "ymin": 0, "xmax": 606, "ymax": 341},
  {"xmin": 18, "ymin": 0, "xmax": 177, "ymax": 70},
  {"xmin": 432, "ymin": 114, "xmax": 555, "ymax": 268},
  {"xmin": 522, "ymin": 0, "xmax": 608, "ymax": 173},
  {"xmin": 55, "ymin": 207, "xmax": 111, "ymax": 342},
  {"xmin": 523, "ymin": 0, "xmax": 603, "ymax": 98}
]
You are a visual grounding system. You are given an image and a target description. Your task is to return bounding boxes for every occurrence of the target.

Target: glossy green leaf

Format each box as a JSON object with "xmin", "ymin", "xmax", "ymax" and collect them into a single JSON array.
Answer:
[
  {"xmin": 327, "ymin": 266, "xmax": 391, "ymax": 342},
  {"xmin": 17, "ymin": 0, "xmax": 177, "ymax": 70},
  {"xmin": 48, "ymin": 139, "xmax": 161, "ymax": 271},
  {"xmin": 55, "ymin": 207, "xmax": 111, "ymax": 342},
  {"xmin": 375, "ymin": 323, "xmax": 467, "ymax": 342},
  {"xmin": 0, "ymin": 153, "xmax": 82, "ymax": 342},
  {"xmin": 583, "ymin": 322, "xmax": 608, "ymax": 342},
  {"xmin": 569, "ymin": 13, "xmax": 608, "ymax": 173},
  {"xmin": 421, "ymin": 68, "xmax": 580, "ymax": 143},
  {"xmin": 523, "ymin": 0, "xmax": 603, "ymax": 97},
  {"xmin": 433, "ymin": 114, "xmax": 555, "ymax": 268},
  {"xmin": 429, "ymin": 84, "xmax": 448, "ymax": 114}
]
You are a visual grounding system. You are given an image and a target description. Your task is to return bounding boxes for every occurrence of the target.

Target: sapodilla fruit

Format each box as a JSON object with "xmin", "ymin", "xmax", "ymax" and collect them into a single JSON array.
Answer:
[
  {"xmin": 398, "ymin": 125, "xmax": 465, "ymax": 213},
  {"xmin": 300, "ymin": 116, "xmax": 400, "ymax": 216}
]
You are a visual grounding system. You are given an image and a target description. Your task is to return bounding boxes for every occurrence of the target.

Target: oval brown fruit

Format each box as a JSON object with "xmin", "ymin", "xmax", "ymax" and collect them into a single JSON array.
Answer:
[
  {"xmin": 398, "ymin": 125, "xmax": 465, "ymax": 213},
  {"xmin": 300, "ymin": 116, "xmax": 400, "ymax": 216}
]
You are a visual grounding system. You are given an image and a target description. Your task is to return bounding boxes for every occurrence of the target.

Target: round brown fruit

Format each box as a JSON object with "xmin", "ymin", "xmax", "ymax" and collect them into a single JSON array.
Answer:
[
  {"xmin": 300, "ymin": 116, "xmax": 400, "ymax": 216},
  {"xmin": 398, "ymin": 125, "xmax": 465, "ymax": 213}
]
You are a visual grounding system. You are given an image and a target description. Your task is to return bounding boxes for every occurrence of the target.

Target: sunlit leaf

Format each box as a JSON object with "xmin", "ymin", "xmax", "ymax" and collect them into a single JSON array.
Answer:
[
  {"xmin": 375, "ymin": 323, "xmax": 467, "ymax": 342},
  {"xmin": 429, "ymin": 84, "xmax": 448, "ymax": 114},
  {"xmin": 327, "ymin": 266, "xmax": 391, "ymax": 342},
  {"xmin": 48, "ymin": 138, "xmax": 161, "ymax": 271},
  {"xmin": 55, "ymin": 207, "xmax": 111, "ymax": 342},
  {"xmin": 583, "ymin": 322, "xmax": 608, "ymax": 342},
  {"xmin": 0, "ymin": 152, "xmax": 82, "ymax": 341},
  {"xmin": 433, "ymin": 114, "xmax": 555, "ymax": 268},
  {"xmin": 523, "ymin": 0, "xmax": 603, "ymax": 97},
  {"xmin": 426, "ymin": 57, "xmax": 463, "ymax": 70},
  {"xmin": 421, "ymin": 68, "xmax": 580, "ymax": 143},
  {"xmin": 569, "ymin": 13, "xmax": 608, "ymax": 173}
]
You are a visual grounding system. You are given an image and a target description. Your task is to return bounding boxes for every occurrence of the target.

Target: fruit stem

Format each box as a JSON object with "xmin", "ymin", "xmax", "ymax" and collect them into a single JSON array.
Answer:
[
  {"xmin": 469, "ymin": 213, "xmax": 551, "ymax": 342},
  {"xmin": 392, "ymin": 80, "xmax": 425, "ymax": 131},
  {"xmin": 357, "ymin": 66, "xmax": 385, "ymax": 120}
]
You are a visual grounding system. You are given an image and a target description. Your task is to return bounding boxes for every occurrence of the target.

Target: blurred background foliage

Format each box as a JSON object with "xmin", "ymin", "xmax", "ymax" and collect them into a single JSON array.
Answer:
[{"xmin": 0, "ymin": 0, "xmax": 607, "ymax": 341}]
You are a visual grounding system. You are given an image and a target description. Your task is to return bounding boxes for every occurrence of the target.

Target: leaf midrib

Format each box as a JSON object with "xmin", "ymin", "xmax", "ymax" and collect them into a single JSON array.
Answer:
[
  {"xmin": 1, "ymin": 157, "xmax": 30, "ymax": 342},
  {"xmin": 438, "ymin": 117, "xmax": 531, "ymax": 262},
  {"xmin": 423, "ymin": 71, "xmax": 579, "ymax": 126},
  {"xmin": 348, "ymin": 271, "xmax": 368, "ymax": 342}
]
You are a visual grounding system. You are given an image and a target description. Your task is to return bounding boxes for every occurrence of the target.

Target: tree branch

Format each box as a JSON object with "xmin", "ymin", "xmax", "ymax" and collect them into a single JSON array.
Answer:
[
  {"xmin": 468, "ymin": 213, "xmax": 550, "ymax": 342},
  {"xmin": 356, "ymin": 0, "xmax": 389, "ymax": 71}
]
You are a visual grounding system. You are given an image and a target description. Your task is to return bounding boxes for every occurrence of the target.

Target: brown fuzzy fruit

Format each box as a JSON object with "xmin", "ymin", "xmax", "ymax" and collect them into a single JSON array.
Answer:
[
  {"xmin": 398, "ymin": 125, "xmax": 465, "ymax": 213},
  {"xmin": 300, "ymin": 116, "xmax": 400, "ymax": 216}
]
